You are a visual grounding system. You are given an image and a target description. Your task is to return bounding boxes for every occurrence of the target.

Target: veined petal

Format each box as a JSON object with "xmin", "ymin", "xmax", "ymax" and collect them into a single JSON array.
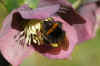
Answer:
[
  {"xmin": 56, "ymin": 5, "xmax": 86, "ymax": 25},
  {"xmin": 38, "ymin": 0, "xmax": 72, "ymax": 7},
  {"xmin": 0, "ymin": 29, "xmax": 34, "ymax": 66},
  {"xmin": 18, "ymin": 4, "xmax": 60, "ymax": 19},
  {"xmin": 0, "ymin": 10, "xmax": 16, "ymax": 38},
  {"xmin": 74, "ymin": 1, "xmax": 99, "ymax": 43}
]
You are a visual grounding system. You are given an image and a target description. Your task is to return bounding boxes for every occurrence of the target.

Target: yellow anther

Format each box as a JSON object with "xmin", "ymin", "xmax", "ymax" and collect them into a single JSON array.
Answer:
[{"xmin": 23, "ymin": 19, "xmax": 43, "ymax": 46}]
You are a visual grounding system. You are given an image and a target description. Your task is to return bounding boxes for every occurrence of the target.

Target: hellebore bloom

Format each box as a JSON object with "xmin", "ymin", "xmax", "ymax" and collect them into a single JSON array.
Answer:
[{"xmin": 0, "ymin": 0, "xmax": 99, "ymax": 66}]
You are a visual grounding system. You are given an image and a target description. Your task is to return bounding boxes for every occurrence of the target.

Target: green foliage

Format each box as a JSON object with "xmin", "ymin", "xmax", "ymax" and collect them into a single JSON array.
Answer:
[
  {"xmin": 5, "ymin": 0, "xmax": 19, "ymax": 12},
  {"xmin": 0, "ymin": 3, "xmax": 8, "ymax": 28},
  {"xmin": 24, "ymin": 0, "xmax": 39, "ymax": 9},
  {"xmin": 68, "ymin": 0, "xmax": 77, "ymax": 3}
]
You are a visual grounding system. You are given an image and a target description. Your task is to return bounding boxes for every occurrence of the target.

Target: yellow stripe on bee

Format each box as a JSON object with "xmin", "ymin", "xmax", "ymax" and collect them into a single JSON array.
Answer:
[{"xmin": 51, "ymin": 43, "xmax": 58, "ymax": 47}]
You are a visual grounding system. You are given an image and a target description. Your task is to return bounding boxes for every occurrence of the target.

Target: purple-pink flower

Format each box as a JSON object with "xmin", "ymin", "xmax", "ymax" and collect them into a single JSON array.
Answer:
[{"xmin": 0, "ymin": 0, "xmax": 100, "ymax": 66}]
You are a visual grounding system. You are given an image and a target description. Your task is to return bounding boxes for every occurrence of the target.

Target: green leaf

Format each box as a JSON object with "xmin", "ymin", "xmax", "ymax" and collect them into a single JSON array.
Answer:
[
  {"xmin": 4, "ymin": 0, "xmax": 19, "ymax": 12},
  {"xmin": 17, "ymin": 0, "xmax": 25, "ymax": 5},
  {"xmin": 1, "ymin": 0, "xmax": 39, "ymax": 12},
  {"xmin": 24, "ymin": 0, "xmax": 39, "ymax": 9},
  {"xmin": 0, "ymin": 0, "xmax": 25, "ymax": 12},
  {"xmin": 68, "ymin": 0, "xmax": 77, "ymax": 3},
  {"xmin": 68, "ymin": 0, "xmax": 82, "ymax": 9},
  {"xmin": 0, "ymin": 3, "xmax": 8, "ymax": 28}
]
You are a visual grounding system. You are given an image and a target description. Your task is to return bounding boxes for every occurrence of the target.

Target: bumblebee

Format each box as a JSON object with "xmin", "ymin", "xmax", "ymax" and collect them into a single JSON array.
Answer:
[
  {"xmin": 41, "ymin": 17, "xmax": 66, "ymax": 47},
  {"xmin": 16, "ymin": 17, "xmax": 66, "ymax": 48}
]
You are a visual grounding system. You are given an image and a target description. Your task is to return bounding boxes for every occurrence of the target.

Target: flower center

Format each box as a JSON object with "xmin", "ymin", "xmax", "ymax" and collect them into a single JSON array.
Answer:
[{"xmin": 15, "ymin": 17, "xmax": 66, "ymax": 48}]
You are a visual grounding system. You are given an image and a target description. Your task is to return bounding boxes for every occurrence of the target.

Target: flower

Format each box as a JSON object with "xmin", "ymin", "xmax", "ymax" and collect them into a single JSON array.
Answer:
[{"xmin": 0, "ymin": 0, "xmax": 99, "ymax": 66}]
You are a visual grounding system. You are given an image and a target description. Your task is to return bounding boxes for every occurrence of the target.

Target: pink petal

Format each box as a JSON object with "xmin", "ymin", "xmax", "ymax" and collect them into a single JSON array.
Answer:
[
  {"xmin": 43, "ymin": 16, "xmax": 78, "ymax": 59},
  {"xmin": 38, "ymin": 0, "xmax": 72, "ymax": 7},
  {"xmin": 0, "ymin": 10, "xmax": 16, "ymax": 38},
  {"xmin": 18, "ymin": 4, "xmax": 60, "ymax": 19},
  {"xmin": 73, "ymin": 2, "xmax": 99, "ymax": 43},
  {"xmin": 0, "ymin": 29, "xmax": 34, "ymax": 66}
]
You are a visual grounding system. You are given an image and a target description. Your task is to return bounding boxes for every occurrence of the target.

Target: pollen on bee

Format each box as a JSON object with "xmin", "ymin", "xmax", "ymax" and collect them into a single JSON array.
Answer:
[{"xmin": 51, "ymin": 43, "xmax": 58, "ymax": 47}]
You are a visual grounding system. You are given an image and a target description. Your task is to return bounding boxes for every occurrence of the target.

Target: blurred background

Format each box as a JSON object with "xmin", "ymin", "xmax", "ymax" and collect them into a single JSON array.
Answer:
[{"xmin": 0, "ymin": 0, "xmax": 100, "ymax": 66}]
